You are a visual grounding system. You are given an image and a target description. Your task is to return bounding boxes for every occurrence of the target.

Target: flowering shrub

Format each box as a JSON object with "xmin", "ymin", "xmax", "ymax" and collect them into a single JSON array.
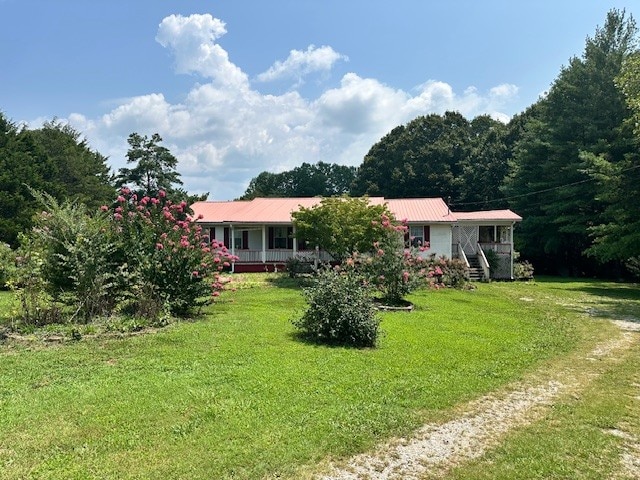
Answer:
[
  {"xmin": 294, "ymin": 268, "xmax": 380, "ymax": 347},
  {"xmin": 107, "ymin": 188, "xmax": 237, "ymax": 317},
  {"xmin": 11, "ymin": 188, "xmax": 236, "ymax": 327},
  {"xmin": 344, "ymin": 214, "xmax": 432, "ymax": 305}
]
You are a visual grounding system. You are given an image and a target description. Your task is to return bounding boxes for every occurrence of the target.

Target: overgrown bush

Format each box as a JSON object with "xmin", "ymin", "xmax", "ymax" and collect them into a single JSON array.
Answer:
[
  {"xmin": 11, "ymin": 188, "xmax": 236, "ymax": 328},
  {"xmin": 285, "ymin": 254, "xmax": 317, "ymax": 277},
  {"xmin": 0, "ymin": 243, "xmax": 16, "ymax": 290},
  {"xmin": 514, "ymin": 260, "xmax": 535, "ymax": 280},
  {"xmin": 294, "ymin": 268, "xmax": 380, "ymax": 348}
]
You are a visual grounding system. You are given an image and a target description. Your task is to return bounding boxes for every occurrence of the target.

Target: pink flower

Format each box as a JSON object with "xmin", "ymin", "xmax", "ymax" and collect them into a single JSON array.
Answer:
[
  {"xmin": 150, "ymin": 197, "xmax": 160, "ymax": 205},
  {"xmin": 192, "ymin": 271, "xmax": 199, "ymax": 277},
  {"xmin": 180, "ymin": 200, "xmax": 187, "ymax": 209},
  {"xmin": 377, "ymin": 249, "xmax": 384, "ymax": 256},
  {"xmin": 402, "ymin": 271, "xmax": 410, "ymax": 283},
  {"xmin": 113, "ymin": 213, "xmax": 123, "ymax": 221},
  {"xmin": 156, "ymin": 243, "xmax": 164, "ymax": 250},
  {"xmin": 115, "ymin": 206, "xmax": 123, "ymax": 214},
  {"xmin": 158, "ymin": 190, "xmax": 166, "ymax": 198},
  {"xmin": 100, "ymin": 205, "xmax": 109, "ymax": 212},
  {"xmin": 120, "ymin": 187, "xmax": 131, "ymax": 195},
  {"xmin": 212, "ymin": 291, "xmax": 220, "ymax": 297},
  {"xmin": 117, "ymin": 195, "xmax": 126, "ymax": 203},
  {"xmin": 197, "ymin": 213, "xmax": 204, "ymax": 220}
]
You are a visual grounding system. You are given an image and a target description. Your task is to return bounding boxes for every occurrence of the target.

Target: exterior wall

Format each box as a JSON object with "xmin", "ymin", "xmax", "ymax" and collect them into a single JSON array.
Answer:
[{"xmin": 428, "ymin": 224, "xmax": 452, "ymax": 258}]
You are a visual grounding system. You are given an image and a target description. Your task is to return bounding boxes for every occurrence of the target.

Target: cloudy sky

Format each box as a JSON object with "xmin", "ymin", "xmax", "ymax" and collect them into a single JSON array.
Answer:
[{"xmin": 0, "ymin": 1, "xmax": 634, "ymax": 200}]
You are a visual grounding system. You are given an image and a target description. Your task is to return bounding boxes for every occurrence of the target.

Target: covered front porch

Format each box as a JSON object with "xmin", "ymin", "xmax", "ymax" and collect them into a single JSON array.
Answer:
[
  {"xmin": 203, "ymin": 223, "xmax": 332, "ymax": 272},
  {"xmin": 452, "ymin": 223, "xmax": 517, "ymax": 280}
]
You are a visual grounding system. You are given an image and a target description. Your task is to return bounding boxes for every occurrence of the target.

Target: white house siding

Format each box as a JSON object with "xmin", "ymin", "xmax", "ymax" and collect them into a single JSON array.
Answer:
[{"xmin": 428, "ymin": 224, "xmax": 453, "ymax": 258}]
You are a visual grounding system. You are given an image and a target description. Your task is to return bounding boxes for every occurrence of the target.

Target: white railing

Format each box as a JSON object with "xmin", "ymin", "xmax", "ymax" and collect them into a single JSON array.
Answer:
[
  {"xmin": 477, "ymin": 243, "xmax": 490, "ymax": 280},
  {"xmin": 456, "ymin": 243, "xmax": 470, "ymax": 268},
  {"xmin": 234, "ymin": 249, "xmax": 333, "ymax": 263},
  {"xmin": 478, "ymin": 242, "xmax": 512, "ymax": 254}
]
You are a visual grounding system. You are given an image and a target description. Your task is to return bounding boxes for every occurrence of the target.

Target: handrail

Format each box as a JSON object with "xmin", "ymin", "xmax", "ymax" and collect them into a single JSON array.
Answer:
[
  {"xmin": 458, "ymin": 243, "xmax": 470, "ymax": 268},
  {"xmin": 477, "ymin": 243, "xmax": 490, "ymax": 280}
]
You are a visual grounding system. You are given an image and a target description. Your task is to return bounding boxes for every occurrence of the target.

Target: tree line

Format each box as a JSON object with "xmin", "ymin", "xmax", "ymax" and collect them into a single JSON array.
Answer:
[{"xmin": 242, "ymin": 9, "xmax": 640, "ymax": 277}]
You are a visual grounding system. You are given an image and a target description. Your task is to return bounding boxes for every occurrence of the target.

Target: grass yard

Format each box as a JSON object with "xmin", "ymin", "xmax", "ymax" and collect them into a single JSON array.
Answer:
[{"xmin": 0, "ymin": 276, "xmax": 635, "ymax": 479}]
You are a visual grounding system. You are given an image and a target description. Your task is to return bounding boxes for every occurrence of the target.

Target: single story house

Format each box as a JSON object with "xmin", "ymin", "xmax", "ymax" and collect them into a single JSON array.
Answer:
[{"xmin": 191, "ymin": 197, "xmax": 522, "ymax": 279}]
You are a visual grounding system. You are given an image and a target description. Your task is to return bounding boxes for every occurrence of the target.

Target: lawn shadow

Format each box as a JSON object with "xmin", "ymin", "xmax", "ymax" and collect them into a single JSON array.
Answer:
[{"xmin": 564, "ymin": 282, "xmax": 640, "ymax": 323}]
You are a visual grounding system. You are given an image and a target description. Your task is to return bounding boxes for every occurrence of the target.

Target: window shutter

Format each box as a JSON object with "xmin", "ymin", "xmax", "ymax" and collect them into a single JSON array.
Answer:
[
  {"xmin": 223, "ymin": 227, "xmax": 230, "ymax": 248},
  {"xmin": 268, "ymin": 227, "xmax": 274, "ymax": 249},
  {"xmin": 209, "ymin": 228, "xmax": 215, "ymax": 244},
  {"xmin": 404, "ymin": 229, "xmax": 410, "ymax": 245},
  {"xmin": 242, "ymin": 230, "xmax": 249, "ymax": 250},
  {"xmin": 424, "ymin": 226, "xmax": 431, "ymax": 246},
  {"xmin": 287, "ymin": 226, "xmax": 294, "ymax": 250}
]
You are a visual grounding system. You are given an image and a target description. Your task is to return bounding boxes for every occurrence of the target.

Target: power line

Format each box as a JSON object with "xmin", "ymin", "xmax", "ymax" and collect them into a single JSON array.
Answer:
[{"xmin": 450, "ymin": 164, "xmax": 640, "ymax": 208}]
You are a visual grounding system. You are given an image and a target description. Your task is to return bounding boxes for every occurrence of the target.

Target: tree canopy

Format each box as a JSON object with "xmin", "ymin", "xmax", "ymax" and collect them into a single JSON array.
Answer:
[
  {"xmin": 0, "ymin": 115, "xmax": 113, "ymax": 245},
  {"xmin": 240, "ymin": 161, "xmax": 356, "ymax": 200},
  {"xmin": 292, "ymin": 197, "xmax": 391, "ymax": 262}
]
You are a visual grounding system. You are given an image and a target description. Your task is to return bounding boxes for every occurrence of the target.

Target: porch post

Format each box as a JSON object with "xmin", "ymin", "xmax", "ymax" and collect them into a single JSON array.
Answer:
[
  {"xmin": 230, "ymin": 224, "xmax": 235, "ymax": 274},
  {"xmin": 292, "ymin": 225, "xmax": 297, "ymax": 255},
  {"xmin": 261, "ymin": 225, "xmax": 266, "ymax": 263},
  {"xmin": 510, "ymin": 222, "xmax": 515, "ymax": 280}
]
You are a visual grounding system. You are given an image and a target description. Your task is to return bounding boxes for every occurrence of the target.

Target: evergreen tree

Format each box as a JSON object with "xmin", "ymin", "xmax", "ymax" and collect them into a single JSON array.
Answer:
[
  {"xmin": 116, "ymin": 133, "xmax": 183, "ymax": 198},
  {"xmin": 503, "ymin": 9, "xmax": 638, "ymax": 275}
]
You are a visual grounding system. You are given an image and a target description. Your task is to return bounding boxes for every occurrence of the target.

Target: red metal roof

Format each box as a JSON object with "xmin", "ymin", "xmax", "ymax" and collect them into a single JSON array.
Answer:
[
  {"xmin": 453, "ymin": 210, "xmax": 522, "ymax": 222},
  {"xmin": 191, "ymin": 198, "xmax": 520, "ymax": 224},
  {"xmin": 385, "ymin": 198, "xmax": 457, "ymax": 223}
]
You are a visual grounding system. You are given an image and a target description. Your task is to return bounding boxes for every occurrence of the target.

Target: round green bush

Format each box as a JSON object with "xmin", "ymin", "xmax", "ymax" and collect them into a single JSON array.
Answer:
[{"xmin": 294, "ymin": 268, "xmax": 380, "ymax": 348}]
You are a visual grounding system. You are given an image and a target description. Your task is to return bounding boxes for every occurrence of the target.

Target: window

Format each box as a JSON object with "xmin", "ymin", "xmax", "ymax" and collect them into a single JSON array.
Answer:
[
  {"xmin": 408, "ymin": 225, "xmax": 430, "ymax": 247},
  {"xmin": 273, "ymin": 227, "xmax": 288, "ymax": 249},
  {"xmin": 410, "ymin": 225, "xmax": 424, "ymax": 247}
]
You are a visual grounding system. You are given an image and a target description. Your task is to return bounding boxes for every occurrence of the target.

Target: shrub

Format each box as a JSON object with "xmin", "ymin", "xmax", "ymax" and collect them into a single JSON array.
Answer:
[
  {"xmin": 439, "ymin": 257, "xmax": 470, "ymax": 287},
  {"xmin": 0, "ymin": 243, "xmax": 16, "ymax": 290},
  {"xmin": 10, "ymin": 188, "xmax": 237, "ymax": 328},
  {"xmin": 293, "ymin": 268, "xmax": 380, "ymax": 348},
  {"xmin": 514, "ymin": 260, "xmax": 535, "ymax": 280},
  {"xmin": 285, "ymin": 254, "xmax": 317, "ymax": 278},
  {"xmin": 345, "ymin": 214, "xmax": 429, "ymax": 305}
]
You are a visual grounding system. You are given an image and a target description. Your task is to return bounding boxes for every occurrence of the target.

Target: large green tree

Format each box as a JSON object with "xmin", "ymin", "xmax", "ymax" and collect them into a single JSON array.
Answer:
[
  {"xmin": 116, "ymin": 133, "xmax": 183, "ymax": 198},
  {"xmin": 503, "ymin": 9, "xmax": 638, "ymax": 274},
  {"xmin": 292, "ymin": 197, "xmax": 391, "ymax": 261},
  {"xmin": 240, "ymin": 161, "xmax": 356, "ymax": 200},
  {"xmin": 351, "ymin": 112, "xmax": 510, "ymax": 208},
  {"xmin": 582, "ymin": 50, "xmax": 640, "ymax": 263},
  {"xmin": 0, "ymin": 114, "xmax": 113, "ymax": 245}
]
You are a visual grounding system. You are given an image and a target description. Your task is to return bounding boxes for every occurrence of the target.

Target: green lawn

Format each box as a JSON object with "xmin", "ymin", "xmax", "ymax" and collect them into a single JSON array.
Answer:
[{"xmin": 0, "ymin": 276, "xmax": 633, "ymax": 479}]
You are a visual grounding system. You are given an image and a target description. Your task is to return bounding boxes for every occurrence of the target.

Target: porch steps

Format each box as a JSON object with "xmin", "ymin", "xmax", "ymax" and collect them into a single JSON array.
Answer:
[{"xmin": 466, "ymin": 255, "xmax": 486, "ymax": 282}]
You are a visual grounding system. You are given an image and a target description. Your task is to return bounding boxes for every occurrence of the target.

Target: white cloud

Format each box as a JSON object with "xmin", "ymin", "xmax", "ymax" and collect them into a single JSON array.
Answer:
[
  {"xmin": 62, "ymin": 13, "xmax": 519, "ymax": 201},
  {"xmin": 156, "ymin": 13, "xmax": 248, "ymax": 89},
  {"xmin": 257, "ymin": 45, "xmax": 348, "ymax": 85}
]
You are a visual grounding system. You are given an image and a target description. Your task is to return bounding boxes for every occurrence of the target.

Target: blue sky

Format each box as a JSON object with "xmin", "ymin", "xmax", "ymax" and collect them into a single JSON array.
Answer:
[{"xmin": 0, "ymin": 1, "xmax": 635, "ymax": 200}]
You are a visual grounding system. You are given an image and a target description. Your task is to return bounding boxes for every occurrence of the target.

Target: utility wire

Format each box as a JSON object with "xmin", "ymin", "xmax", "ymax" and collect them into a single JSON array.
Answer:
[{"xmin": 450, "ymin": 164, "xmax": 640, "ymax": 208}]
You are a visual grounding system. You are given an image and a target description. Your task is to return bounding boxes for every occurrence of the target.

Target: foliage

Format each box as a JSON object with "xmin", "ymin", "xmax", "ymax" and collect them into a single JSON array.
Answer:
[
  {"xmin": 0, "ymin": 114, "xmax": 113, "ymax": 246},
  {"xmin": 484, "ymin": 249, "xmax": 499, "ymax": 277},
  {"xmin": 285, "ymin": 254, "xmax": 319, "ymax": 277},
  {"xmin": 343, "ymin": 214, "xmax": 431, "ymax": 304},
  {"xmin": 0, "ymin": 243, "xmax": 16, "ymax": 290},
  {"xmin": 503, "ymin": 9, "xmax": 638, "ymax": 275},
  {"xmin": 439, "ymin": 256, "xmax": 470, "ymax": 287},
  {"xmin": 351, "ymin": 112, "xmax": 511, "ymax": 209},
  {"xmin": 10, "ymin": 188, "xmax": 236, "ymax": 328},
  {"xmin": 514, "ymin": 259, "xmax": 535, "ymax": 281},
  {"xmin": 292, "ymin": 196, "xmax": 391, "ymax": 262},
  {"xmin": 293, "ymin": 267, "xmax": 380, "ymax": 347},
  {"xmin": 116, "ymin": 132, "xmax": 186, "ymax": 200},
  {"xmin": 240, "ymin": 161, "xmax": 356, "ymax": 199}
]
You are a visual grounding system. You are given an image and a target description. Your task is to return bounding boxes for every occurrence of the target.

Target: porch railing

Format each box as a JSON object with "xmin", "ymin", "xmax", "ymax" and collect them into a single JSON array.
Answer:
[
  {"xmin": 233, "ymin": 249, "xmax": 333, "ymax": 263},
  {"xmin": 477, "ymin": 243, "xmax": 490, "ymax": 280},
  {"xmin": 478, "ymin": 242, "xmax": 512, "ymax": 254}
]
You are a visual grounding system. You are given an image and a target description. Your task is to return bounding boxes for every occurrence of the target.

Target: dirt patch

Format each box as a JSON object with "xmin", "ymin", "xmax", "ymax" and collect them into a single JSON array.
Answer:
[{"xmin": 318, "ymin": 324, "xmax": 639, "ymax": 480}]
